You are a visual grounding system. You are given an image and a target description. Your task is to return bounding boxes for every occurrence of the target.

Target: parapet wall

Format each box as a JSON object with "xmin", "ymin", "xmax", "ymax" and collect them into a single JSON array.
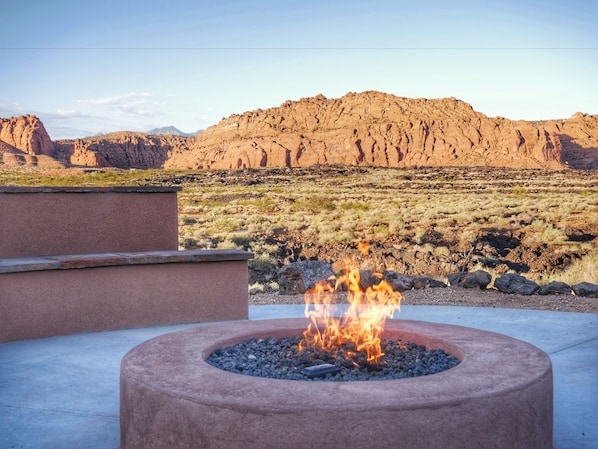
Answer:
[{"xmin": 0, "ymin": 186, "xmax": 181, "ymax": 258}]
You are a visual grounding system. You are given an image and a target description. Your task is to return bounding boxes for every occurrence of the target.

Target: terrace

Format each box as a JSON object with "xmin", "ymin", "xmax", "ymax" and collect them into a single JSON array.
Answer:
[
  {"xmin": 1, "ymin": 306, "xmax": 596, "ymax": 448},
  {"xmin": 0, "ymin": 184, "xmax": 596, "ymax": 448}
]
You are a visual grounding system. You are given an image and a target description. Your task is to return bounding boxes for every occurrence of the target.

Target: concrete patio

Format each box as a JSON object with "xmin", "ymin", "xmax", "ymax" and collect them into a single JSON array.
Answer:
[{"xmin": 1, "ymin": 304, "xmax": 596, "ymax": 449}]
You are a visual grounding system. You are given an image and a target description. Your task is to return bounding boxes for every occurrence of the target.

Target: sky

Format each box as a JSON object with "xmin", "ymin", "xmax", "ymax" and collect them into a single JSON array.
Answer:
[{"xmin": 1, "ymin": 0, "xmax": 596, "ymax": 140}]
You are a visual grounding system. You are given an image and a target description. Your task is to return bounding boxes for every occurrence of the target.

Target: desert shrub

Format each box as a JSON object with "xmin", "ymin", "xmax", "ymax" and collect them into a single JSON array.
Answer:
[
  {"xmin": 545, "ymin": 250, "xmax": 598, "ymax": 285},
  {"xmin": 331, "ymin": 231, "xmax": 354, "ymax": 243},
  {"xmin": 249, "ymin": 255, "xmax": 278, "ymax": 280},
  {"xmin": 254, "ymin": 196, "xmax": 278, "ymax": 212},
  {"xmin": 248, "ymin": 282, "xmax": 264, "ymax": 292},
  {"xmin": 373, "ymin": 224, "xmax": 390, "ymax": 237},
  {"xmin": 211, "ymin": 217, "xmax": 239, "ymax": 234},
  {"xmin": 339, "ymin": 200, "xmax": 370, "ymax": 211},
  {"xmin": 230, "ymin": 235, "xmax": 254, "ymax": 248},
  {"xmin": 4, "ymin": 166, "xmax": 596, "ymax": 284},
  {"xmin": 180, "ymin": 237, "xmax": 197, "ymax": 249},
  {"xmin": 291, "ymin": 197, "xmax": 337, "ymax": 213},
  {"xmin": 524, "ymin": 221, "xmax": 568, "ymax": 244},
  {"xmin": 248, "ymin": 214, "xmax": 269, "ymax": 224},
  {"xmin": 413, "ymin": 227, "xmax": 428, "ymax": 245},
  {"xmin": 216, "ymin": 239, "xmax": 241, "ymax": 250},
  {"xmin": 511, "ymin": 186, "xmax": 529, "ymax": 195}
]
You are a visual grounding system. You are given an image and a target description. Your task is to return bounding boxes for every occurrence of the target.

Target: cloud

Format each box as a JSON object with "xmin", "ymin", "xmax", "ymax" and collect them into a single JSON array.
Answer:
[
  {"xmin": 112, "ymin": 104, "xmax": 163, "ymax": 117},
  {"xmin": 75, "ymin": 92, "xmax": 164, "ymax": 118},
  {"xmin": 77, "ymin": 92, "xmax": 152, "ymax": 106},
  {"xmin": 0, "ymin": 101, "xmax": 25, "ymax": 118},
  {"xmin": 2, "ymin": 93, "xmax": 170, "ymax": 139}
]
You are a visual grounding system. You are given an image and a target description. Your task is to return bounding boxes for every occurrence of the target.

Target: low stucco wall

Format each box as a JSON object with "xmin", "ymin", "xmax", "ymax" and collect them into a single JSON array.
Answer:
[
  {"xmin": 0, "ymin": 250, "xmax": 252, "ymax": 342},
  {"xmin": 0, "ymin": 186, "xmax": 181, "ymax": 258}
]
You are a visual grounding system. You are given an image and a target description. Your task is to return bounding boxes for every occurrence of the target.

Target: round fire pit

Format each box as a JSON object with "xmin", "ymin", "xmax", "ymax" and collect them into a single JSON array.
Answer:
[{"xmin": 120, "ymin": 319, "xmax": 553, "ymax": 449}]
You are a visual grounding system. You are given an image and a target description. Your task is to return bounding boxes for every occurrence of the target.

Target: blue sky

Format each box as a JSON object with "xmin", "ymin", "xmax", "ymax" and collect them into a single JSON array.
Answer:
[{"xmin": 1, "ymin": 0, "xmax": 596, "ymax": 139}]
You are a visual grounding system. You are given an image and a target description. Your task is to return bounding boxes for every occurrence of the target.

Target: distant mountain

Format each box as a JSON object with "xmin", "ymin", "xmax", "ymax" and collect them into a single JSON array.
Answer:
[
  {"xmin": 164, "ymin": 91, "xmax": 598, "ymax": 170},
  {"xmin": 147, "ymin": 126, "xmax": 203, "ymax": 137},
  {"xmin": 1, "ymin": 92, "xmax": 597, "ymax": 169}
]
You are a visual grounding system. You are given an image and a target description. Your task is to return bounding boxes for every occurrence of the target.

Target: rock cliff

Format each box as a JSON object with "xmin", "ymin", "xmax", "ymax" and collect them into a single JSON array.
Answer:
[
  {"xmin": 0, "ymin": 116, "xmax": 63, "ymax": 168},
  {"xmin": 53, "ymin": 132, "xmax": 191, "ymax": 169},
  {"xmin": 165, "ymin": 91, "xmax": 593, "ymax": 170},
  {"xmin": 1, "ymin": 92, "xmax": 597, "ymax": 170},
  {"xmin": 545, "ymin": 112, "xmax": 598, "ymax": 169},
  {"xmin": 0, "ymin": 115, "xmax": 55, "ymax": 156}
]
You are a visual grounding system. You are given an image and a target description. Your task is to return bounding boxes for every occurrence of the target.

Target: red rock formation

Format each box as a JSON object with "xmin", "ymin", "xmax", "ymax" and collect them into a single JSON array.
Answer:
[
  {"xmin": 0, "ymin": 115, "xmax": 55, "ymax": 157},
  {"xmin": 54, "ymin": 132, "xmax": 192, "ymax": 169},
  {"xmin": 164, "ymin": 92, "xmax": 572, "ymax": 170},
  {"xmin": 0, "ymin": 139, "xmax": 63, "ymax": 168},
  {"xmin": 2, "ymin": 93, "xmax": 597, "ymax": 170},
  {"xmin": 544, "ymin": 113, "xmax": 598, "ymax": 169}
]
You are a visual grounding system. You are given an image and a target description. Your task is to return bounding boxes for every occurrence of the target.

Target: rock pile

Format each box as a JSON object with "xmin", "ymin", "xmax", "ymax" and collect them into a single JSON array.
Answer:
[{"xmin": 275, "ymin": 260, "xmax": 598, "ymax": 298}]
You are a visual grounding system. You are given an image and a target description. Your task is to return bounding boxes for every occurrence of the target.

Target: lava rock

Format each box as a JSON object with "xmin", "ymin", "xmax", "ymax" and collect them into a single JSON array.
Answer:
[
  {"xmin": 207, "ymin": 336, "xmax": 460, "ymax": 382},
  {"xmin": 572, "ymin": 282, "xmax": 598, "ymax": 298},
  {"xmin": 412, "ymin": 276, "xmax": 447, "ymax": 289},
  {"xmin": 494, "ymin": 273, "xmax": 539, "ymax": 295},
  {"xmin": 382, "ymin": 270, "xmax": 414, "ymax": 291},
  {"xmin": 278, "ymin": 260, "xmax": 334, "ymax": 294},
  {"xmin": 448, "ymin": 270, "xmax": 492, "ymax": 289},
  {"xmin": 537, "ymin": 281, "xmax": 572, "ymax": 296}
]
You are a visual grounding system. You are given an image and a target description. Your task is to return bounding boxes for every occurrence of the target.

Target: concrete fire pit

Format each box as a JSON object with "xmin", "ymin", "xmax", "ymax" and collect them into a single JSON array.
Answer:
[{"xmin": 120, "ymin": 318, "xmax": 553, "ymax": 449}]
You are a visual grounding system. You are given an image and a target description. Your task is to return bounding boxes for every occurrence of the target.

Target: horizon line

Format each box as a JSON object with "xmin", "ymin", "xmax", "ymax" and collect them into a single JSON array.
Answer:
[{"xmin": 2, "ymin": 46, "xmax": 597, "ymax": 51}]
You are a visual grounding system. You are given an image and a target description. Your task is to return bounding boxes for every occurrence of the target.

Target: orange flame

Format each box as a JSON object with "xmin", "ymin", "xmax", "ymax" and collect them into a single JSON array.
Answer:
[{"xmin": 299, "ymin": 261, "xmax": 402, "ymax": 365}]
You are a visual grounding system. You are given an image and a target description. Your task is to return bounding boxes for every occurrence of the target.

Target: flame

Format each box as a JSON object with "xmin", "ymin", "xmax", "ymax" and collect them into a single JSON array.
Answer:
[
  {"xmin": 299, "ymin": 260, "xmax": 402, "ymax": 365},
  {"xmin": 357, "ymin": 241, "xmax": 370, "ymax": 256}
]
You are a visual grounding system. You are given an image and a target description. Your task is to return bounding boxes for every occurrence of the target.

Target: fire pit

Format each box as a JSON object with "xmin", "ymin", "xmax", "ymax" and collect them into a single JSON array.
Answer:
[{"xmin": 120, "ymin": 318, "xmax": 553, "ymax": 449}]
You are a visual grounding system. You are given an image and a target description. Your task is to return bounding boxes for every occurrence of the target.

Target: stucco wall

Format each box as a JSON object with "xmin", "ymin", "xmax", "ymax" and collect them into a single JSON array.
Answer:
[
  {"xmin": 0, "ymin": 250, "xmax": 251, "ymax": 342},
  {"xmin": 0, "ymin": 186, "xmax": 181, "ymax": 258}
]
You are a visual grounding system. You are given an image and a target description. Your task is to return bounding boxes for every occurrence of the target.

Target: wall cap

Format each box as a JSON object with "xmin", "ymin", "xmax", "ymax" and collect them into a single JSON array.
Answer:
[
  {"xmin": 0, "ymin": 186, "xmax": 182, "ymax": 194},
  {"xmin": 0, "ymin": 249, "xmax": 253, "ymax": 274}
]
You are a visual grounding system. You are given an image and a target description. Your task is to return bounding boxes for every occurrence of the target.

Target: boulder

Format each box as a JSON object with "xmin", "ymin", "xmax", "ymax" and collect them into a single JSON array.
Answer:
[
  {"xmin": 448, "ymin": 270, "xmax": 492, "ymax": 289},
  {"xmin": 494, "ymin": 273, "xmax": 539, "ymax": 295},
  {"xmin": 572, "ymin": 282, "xmax": 598, "ymax": 298},
  {"xmin": 537, "ymin": 281, "xmax": 572, "ymax": 296},
  {"xmin": 382, "ymin": 270, "xmax": 414, "ymax": 291},
  {"xmin": 357, "ymin": 269, "xmax": 376, "ymax": 290},
  {"xmin": 277, "ymin": 260, "xmax": 334, "ymax": 295},
  {"xmin": 412, "ymin": 277, "xmax": 447, "ymax": 289}
]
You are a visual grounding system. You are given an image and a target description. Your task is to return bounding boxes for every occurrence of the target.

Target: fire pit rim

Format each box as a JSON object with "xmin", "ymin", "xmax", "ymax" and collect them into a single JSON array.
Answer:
[{"xmin": 121, "ymin": 318, "xmax": 552, "ymax": 413}]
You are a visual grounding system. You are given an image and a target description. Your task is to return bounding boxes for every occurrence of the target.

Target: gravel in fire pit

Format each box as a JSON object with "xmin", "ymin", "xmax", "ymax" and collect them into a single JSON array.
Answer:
[{"xmin": 207, "ymin": 336, "xmax": 460, "ymax": 381}]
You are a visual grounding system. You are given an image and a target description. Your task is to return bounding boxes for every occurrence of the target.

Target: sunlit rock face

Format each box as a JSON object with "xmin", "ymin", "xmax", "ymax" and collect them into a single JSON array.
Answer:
[
  {"xmin": 166, "ymin": 91, "xmax": 594, "ymax": 170},
  {"xmin": 0, "ymin": 115, "xmax": 62, "ymax": 168},
  {"xmin": 2, "ymin": 92, "xmax": 598, "ymax": 169},
  {"xmin": 0, "ymin": 114, "xmax": 54, "ymax": 156}
]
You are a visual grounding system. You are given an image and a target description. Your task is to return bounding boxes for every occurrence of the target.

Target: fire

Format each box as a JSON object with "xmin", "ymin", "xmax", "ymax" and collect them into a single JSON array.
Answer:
[{"xmin": 299, "ymin": 260, "xmax": 402, "ymax": 365}]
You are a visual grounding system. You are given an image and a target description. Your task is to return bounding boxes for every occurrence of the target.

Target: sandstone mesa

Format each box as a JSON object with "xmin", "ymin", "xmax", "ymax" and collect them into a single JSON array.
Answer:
[{"xmin": 1, "ymin": 91, "xmax": 597, "ymax": 170}]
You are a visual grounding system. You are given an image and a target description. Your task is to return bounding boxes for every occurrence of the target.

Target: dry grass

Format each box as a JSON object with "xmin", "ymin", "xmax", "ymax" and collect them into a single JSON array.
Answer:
[{"xmin": 2, "ymin": 166, "xmax": 597, "ymax": 285}]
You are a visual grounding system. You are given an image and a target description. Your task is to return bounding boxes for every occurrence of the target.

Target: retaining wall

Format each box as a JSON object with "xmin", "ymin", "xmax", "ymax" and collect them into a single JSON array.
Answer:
[
  {"xmin": 0, "ymin": 186, "xmax": 253, "ymax": 342},
  {"xmin": 0, "ymin": 250, "xmax": 252, "ymax": 342}
]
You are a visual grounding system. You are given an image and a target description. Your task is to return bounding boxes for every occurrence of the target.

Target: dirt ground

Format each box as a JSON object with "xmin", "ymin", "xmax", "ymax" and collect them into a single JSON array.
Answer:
[{"xmin": 249, "ymin": 286, "xmax": 598, "ymax": 314}]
